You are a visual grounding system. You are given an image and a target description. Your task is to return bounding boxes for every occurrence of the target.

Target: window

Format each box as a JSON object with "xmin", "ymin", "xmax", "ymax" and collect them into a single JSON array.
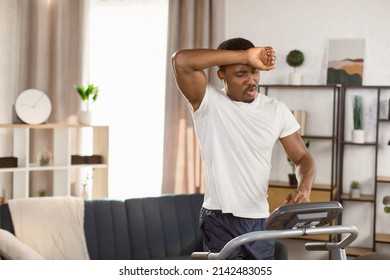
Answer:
[{"xmin": 88, "ymin": 0, "xmax": 168, "ymax": 199}]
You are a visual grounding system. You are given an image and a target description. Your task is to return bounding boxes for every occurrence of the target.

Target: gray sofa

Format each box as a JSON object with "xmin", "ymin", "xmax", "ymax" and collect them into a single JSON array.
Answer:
[{"xmin": 0, "ymin": 193, "xmax": 287, "ymax": 260}]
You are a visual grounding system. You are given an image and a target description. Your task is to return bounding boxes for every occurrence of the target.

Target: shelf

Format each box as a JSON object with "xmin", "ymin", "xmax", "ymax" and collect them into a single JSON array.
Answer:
[
  {"xmin": 341, "ymin": 141, "xmax": 377, "ymax": 146},
  {"xmin": 0, "ymin": 123, "xmax": 107, "ymax": 129},
  {"xmin": 268, "ymin": 181, "xmax": 334, "ymax": 212},
  {"xmin": 340, "ymin": 193, "xmax": 375, "ymax": 202},
  {"xmin": 376, "ymin": 233, "xmax": 390, "ymax": 244},
  {"xmin": 28, "ymin": 164, "xmax": 69, "ymax": 171},
  {"xmin": 0, "ymin": 124, "xmax": 109, "ymax": 199},
  {"xmin": 343, "ymin": 85, "xmax": 390, "ymax": 90},
  {"xmin": 345, "ymin": 246, "xmax": 374, "ymax": 257},
  {"xmin": 0, "ymin": 167, "xmax": 26, "ymax": 172},
  {"xmin": 377, "ymin": 176, "xmax": 390, "ymax": 183},
  {"xmin": 70, "ymin": 164, "xmax": 108, "ymax": 169},
  {"xmin": 301, "ymin": 135, "xmax": 335, "ymax": 140},
  {"xmin": 259, "ymin": 84, "xmax": 338, "ymax": 89},
  {"xmin": 0, "ymin": 164, "xmax": 108, "ymax": 172},
  {"xmin": 269, "ymin": 180, "xmax": 331, "ymax": 191}
]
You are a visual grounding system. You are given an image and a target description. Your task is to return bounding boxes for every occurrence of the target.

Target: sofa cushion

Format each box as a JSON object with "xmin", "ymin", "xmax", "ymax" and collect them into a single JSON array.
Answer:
[
  {"xmin": 125, "ymin": 194, "xmax": 204, "ymax": 259},
  {"xmin": 84, "ymin": 200, "xmax": 131, "ymax": 260}
]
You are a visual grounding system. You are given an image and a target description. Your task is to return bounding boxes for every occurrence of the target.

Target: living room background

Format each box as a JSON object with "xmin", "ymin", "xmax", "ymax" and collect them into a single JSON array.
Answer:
[{"xmin": 1, "ymin": 0, "xmax": 390, "ymax": 205}]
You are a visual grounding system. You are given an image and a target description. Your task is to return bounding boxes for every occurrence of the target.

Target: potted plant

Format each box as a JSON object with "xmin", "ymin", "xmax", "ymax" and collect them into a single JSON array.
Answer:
[
  {"xmin": 287, "ymin": 140, "xmax": 310, "ymax": 185},
  {"xmin": 38, "ymin": 190, "xmax": 47, "ymax": 197},
  {"xmin": 81, "ymin": 170, "xmax": 93, "ymax": 200},
  {"xmin": 383, "ymin": 195, "xmax": 390, "ymax": 214},
  {"xmin": 37, "ymin": 148, "xmax": 52, "ymax": 166},
  {"xmin": 75, "ymin": 84, "xmax": 99, "ymax": 125},
  {"xmin": 351, "ymin": 95, "xmax": 364, "ymax": 143},
  {"xmin": 286, "ymin": 49, "xmax": 304, "ymax": 85},
  {"xmin": 350, "ymin": 180, "xmax": 360, "ymax": 199}
]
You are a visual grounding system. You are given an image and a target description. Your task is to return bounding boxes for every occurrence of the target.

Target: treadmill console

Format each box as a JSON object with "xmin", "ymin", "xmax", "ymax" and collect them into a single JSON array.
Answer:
[{"xmin": 266, "ymin": 201, "xmax": 343, "ymax": 230}]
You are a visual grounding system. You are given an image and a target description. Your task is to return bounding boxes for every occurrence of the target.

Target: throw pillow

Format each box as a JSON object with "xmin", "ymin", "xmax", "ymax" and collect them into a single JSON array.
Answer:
[{"xmin": 0, "ymin": 229, "xmax": 44, "ymax": 260}]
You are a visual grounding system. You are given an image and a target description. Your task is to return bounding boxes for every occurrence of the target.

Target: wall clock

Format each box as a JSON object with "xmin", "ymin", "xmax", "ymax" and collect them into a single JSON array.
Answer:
[{"xmin": 15, "ymin": 89, "xmax": 52, "ymax": 125}]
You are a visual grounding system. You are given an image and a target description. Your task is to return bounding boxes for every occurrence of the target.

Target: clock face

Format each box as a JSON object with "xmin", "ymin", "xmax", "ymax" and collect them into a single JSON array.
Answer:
[{"xmin": 15, "ymin": 89, "xmax": 52, "ymax": 125}]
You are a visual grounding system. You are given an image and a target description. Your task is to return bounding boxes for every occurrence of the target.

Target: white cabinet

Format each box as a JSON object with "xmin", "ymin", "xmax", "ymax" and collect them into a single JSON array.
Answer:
[{"xmin": 0, "ymin": 124, "xmax": 109, "ymax": 200}]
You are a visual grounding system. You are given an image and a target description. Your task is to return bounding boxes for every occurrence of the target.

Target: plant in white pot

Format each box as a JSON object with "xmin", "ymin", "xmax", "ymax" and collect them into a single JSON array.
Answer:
[
  {"xmin": 383, "ymin": 195, "xmax": 390, "ymax": 214},
  {"xmin": 76, "ymin": 84, "xmax": 99, "ymax": 125},
  {"xmin": 286, "ymin": 49, "xmax": 304, "ymax": 85},
  {"xmin": 350, "ymin": 180, "xmax": 360, "ymax": 199},
  {"xmin": 352, "ymin": 95, "xmax": 364, "ymax": 143}
]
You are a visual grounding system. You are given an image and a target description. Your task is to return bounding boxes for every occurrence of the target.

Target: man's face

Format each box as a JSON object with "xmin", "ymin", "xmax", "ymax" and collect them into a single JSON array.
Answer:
[{"xmin": 220, "ymin": 64, "xmax": 260, "ymax": 103}]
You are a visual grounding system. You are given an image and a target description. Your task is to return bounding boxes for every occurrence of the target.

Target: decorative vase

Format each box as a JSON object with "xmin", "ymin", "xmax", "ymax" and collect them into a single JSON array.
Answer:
[
  {"xmin": 77, "ymin": 110, "xmax": 93, "ymax": 125},
  {"xmin": 37, "ymin": 148, "xmax": 52, "ymax": 166},
  {"xmin": 352, "ymin": 129, "xmax": 365, "ymax": 143},
  {"xmin": 350, "ymin": 188, "xmax": 360, "ymax": 199},
  {"xmin": 82, "ymin": 185, "xmax": 90, "ymax": 200},
  {"xmin": 288, "ymin": 73, "xmax": 302, "ymax": 85}
]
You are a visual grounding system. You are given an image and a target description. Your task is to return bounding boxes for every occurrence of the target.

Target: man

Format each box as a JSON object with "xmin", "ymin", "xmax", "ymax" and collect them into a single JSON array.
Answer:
[{"xmin": 171, "ymin": 38, "xmax": 316, "ymax": 259}]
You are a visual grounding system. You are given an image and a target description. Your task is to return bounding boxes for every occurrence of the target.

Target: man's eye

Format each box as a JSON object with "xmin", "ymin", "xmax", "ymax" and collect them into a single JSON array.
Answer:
[
  {"xmin": 236, "ymin": 72, "xmax": 245, "ymax": 77},
  {"xmin": 252, "ymin": 69, "xmax": 259, "ymax": 74}
]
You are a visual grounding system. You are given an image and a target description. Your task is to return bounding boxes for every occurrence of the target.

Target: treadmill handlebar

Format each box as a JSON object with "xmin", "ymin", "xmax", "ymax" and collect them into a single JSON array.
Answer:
[
  {"xmin": 305, "ymin": 225, "xmax": 359, "ymax": 251},
  {"xmin": 191, "ymin": 225, "xmax": 359, "ymax": 260}
]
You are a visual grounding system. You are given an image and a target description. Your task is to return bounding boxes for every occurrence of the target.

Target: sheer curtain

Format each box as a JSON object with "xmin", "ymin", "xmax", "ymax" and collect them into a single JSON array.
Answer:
[
  {"xmin": 88, "ymin": 0, "xmax": 169, "ymax": 199},
  {"xmin": 161, "ymin": 0, "xmax": 225, "ymax": 194}
]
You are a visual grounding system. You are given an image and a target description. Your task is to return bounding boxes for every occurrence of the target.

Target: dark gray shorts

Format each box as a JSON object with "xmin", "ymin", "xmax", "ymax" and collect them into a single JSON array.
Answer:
[{"xmin": 199, "ymin": 207, "xmax": 275, "ymax": 260}]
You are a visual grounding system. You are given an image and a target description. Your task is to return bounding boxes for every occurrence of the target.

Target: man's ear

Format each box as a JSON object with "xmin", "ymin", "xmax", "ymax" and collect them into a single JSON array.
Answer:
[{"xmin": 217, "ymin": 69, "xmax": 225, "ymax": 81}]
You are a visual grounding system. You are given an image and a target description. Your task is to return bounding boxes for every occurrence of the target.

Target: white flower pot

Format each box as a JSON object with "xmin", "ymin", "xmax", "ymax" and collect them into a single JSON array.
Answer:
[
  {"xmin": 352, "ymin": 129, "xmax": 365, "ymax": 143},
  {"xmin": 350, "ymin": 188, "xmax": 360, "ymax": 199},
  {"xmin": 77, "ymin": 110, "xmax": 93, "ymax": 125},
  {"xmin": 288, "ymin": 73, "xmax": 302, "ymax": 85}
]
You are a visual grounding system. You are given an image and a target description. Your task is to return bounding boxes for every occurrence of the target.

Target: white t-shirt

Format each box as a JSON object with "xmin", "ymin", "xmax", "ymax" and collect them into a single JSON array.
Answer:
[{"xmin": 190, "ymin": 84, "xmax": 300, "ymax": 218}]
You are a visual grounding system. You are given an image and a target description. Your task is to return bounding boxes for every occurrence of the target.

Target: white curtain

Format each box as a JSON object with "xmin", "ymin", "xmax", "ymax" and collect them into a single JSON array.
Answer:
[{"xmin": 161, "ymin": 0, "xmax": 225, "ymax": 194}]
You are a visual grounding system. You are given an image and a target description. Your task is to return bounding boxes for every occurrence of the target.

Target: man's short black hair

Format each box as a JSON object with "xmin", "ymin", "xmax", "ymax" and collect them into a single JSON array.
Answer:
[
  {"xmin": 217, "ymin": 37, "xmax": 255, "ymax": 51},
  {"xmin": 217, "ymin": 38, "xmax": 254, "ymax": 71}
]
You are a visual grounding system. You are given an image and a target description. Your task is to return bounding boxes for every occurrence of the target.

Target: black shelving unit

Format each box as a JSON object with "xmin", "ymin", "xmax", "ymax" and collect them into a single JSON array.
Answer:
[
  {"xmin": 259, "ymin": 84, "xmax": 340, "ymax": 204},
  {"xmin": 259, "ymin": 84, "xmax": 390, "ymax": 257},
  {"xmin": 338, "ymin": 85, "xmax": 390, "ymax": 257}
]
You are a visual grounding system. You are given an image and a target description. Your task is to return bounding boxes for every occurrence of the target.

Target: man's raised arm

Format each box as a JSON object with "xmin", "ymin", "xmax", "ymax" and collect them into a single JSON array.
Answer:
[{"xmin": 171, "ymin": 47, "xmax": 275, "ymax": 111}]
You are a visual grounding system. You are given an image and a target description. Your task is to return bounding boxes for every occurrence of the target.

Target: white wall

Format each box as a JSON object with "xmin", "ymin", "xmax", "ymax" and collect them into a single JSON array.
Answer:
[
  {"xmin": 225, "ymin": 0, "xmax": 390, "ymax": 86},
  {"xmin": 225, "ymin": 0, "xmax": 390, "ymax": 259}
]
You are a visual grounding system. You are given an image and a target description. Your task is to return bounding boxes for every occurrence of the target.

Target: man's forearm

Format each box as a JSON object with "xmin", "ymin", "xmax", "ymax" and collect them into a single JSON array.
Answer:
[
  {"xmin": 296, "ymin": 155, "xmax": 316, "ymax": 196},
  {"xmin": 173, "ymin": 48, "xmax": 249, "ymax": 72}
]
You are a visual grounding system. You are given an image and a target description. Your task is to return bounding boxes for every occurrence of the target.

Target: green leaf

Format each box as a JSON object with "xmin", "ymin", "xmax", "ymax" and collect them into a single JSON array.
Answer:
[
  {"xmin": 75, "ymin": 84, "xmax": 99, "ymax": 102},
  {"xmin": 286, "ymin": 50, "xmax": 304, "ymax": 68},
  {"xmin": 353, "ymin": 95, "xmax": 363, "ymax": 130}
]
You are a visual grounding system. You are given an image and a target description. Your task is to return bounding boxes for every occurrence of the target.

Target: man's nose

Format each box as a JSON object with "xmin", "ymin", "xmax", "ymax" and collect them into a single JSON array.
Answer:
[{"xmin": 245, "ymin": 72, "xmax": 257, "ymax": 83}]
